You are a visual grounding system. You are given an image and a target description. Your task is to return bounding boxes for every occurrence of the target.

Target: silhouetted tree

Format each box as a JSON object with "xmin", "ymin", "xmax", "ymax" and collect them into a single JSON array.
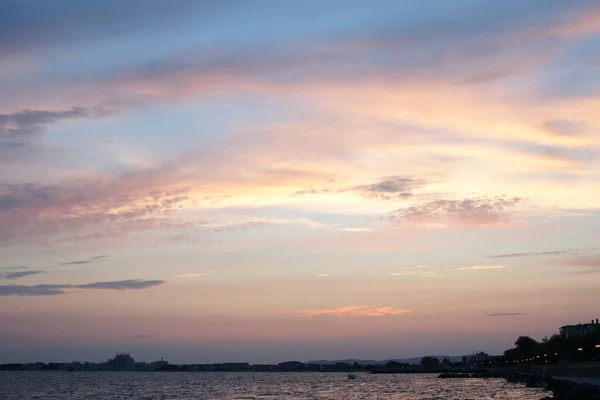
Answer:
[
  {"xmin": 420, "ymin": 356, "xmax": 440, "ymax": 369},
  {"xmin": 385, "ymin": 361, "xmax": 406, "ymax": 369},
  {"xmin": 515, "ymin": 336, "xmax": 539, "ymax": 356},
  {"xmin": 277, "ymin": 361, "xmax": 306, "ymax": 371}
]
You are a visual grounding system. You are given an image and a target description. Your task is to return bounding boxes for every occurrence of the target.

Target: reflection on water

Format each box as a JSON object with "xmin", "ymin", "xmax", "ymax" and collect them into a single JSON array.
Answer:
[{"xmin": 0, "ymin": 371, "xmax": 549, "ymax": 400}]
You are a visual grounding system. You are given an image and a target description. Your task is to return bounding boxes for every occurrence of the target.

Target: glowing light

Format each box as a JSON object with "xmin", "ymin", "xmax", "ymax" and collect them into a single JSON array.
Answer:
[{"xmin": 578, "ymin": 348, "xmax": 583, "ymax": 351}]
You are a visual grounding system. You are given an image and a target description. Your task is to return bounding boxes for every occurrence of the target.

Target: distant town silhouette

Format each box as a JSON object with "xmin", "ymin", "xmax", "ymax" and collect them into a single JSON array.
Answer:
[{"xmin": 2, "ymin": 319, "xmax": 598, "ymax": 372}]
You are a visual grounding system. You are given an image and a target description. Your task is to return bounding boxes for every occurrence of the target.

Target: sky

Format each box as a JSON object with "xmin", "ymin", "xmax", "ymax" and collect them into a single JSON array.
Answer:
[{"xmin": 1, "ymin": 0, "xmax": 600, "ymax": 364}]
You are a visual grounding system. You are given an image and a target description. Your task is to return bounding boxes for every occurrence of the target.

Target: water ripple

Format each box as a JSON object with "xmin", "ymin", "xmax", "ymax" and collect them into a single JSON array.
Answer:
[{"xmin": 0, "ymin": 371, "xmax": 549, "ymax": 400}]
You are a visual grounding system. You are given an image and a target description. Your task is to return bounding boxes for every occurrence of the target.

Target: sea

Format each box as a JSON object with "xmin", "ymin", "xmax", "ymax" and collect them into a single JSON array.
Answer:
[{"xmin": 0, "ymin": 371, "xmax": 550, "ymax": 399}]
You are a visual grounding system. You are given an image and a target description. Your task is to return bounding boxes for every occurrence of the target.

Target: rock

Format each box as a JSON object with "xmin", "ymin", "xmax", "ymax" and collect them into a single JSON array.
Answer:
[{"xmin": 566, "ymin": 383, "xmax": 600, "ymax": 400}]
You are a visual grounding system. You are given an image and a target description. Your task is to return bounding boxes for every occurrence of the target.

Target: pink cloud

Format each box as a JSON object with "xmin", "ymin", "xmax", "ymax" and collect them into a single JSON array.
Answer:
[
  {"xmin": 300, "ymin": 305, "xmax": 412, "ymax": 317},
  {"xmin": 457, "ymin": 265, "xmax": 508, "ymax": 271},
  {"xmin": 566, "ymin": 256, "xmax": 600, "ymax": 274},
  {"xmin": 387, "ymin": 196, "xmax": 523, "ymax": 228}
]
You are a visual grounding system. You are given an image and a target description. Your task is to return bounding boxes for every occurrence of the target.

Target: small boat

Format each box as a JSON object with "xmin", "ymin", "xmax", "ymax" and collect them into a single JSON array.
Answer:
[{"xmin": 348, "ymin": 373, "xmax": 356, "ymax": 380}]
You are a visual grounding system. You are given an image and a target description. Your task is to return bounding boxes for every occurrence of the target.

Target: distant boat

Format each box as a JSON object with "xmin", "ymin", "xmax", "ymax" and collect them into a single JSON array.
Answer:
[{"xmin": 348, "ymin": 373, "xmax": 356, "ymax": 380}]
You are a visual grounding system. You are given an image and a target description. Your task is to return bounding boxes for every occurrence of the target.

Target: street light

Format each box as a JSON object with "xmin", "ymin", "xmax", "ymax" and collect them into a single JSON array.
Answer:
[
  {"xmin": 578, "ymin": 348, "xmax": 583, "ymax": 351},
  {"xmin": 596, "ymin": 345, "xmax": 600, "ymax": 348}
]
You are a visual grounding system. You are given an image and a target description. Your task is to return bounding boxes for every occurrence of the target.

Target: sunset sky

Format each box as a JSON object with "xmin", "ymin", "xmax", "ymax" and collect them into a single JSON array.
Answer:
[{"xmin": 1, "ymin": 0, "xmax": 600, "ymax": 364}]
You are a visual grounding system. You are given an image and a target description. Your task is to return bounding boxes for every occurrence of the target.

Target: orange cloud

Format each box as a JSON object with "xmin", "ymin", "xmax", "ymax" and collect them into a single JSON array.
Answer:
[
  {"xmin": 300, "ymin": 305, "xmax": 412, "ymax": 317},
  {"xmin": 457, "ymin": 265, "xmax": 508, "ymax": 271},
  {"xmin": 178, "ymin": 273, "xmax": 205, "ymax": 278}
]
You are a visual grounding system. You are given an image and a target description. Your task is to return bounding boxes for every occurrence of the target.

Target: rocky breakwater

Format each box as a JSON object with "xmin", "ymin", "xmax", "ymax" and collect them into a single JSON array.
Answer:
[{"xmin": 505, "ymin": 373, "xmax": 600, "ymax": 400}]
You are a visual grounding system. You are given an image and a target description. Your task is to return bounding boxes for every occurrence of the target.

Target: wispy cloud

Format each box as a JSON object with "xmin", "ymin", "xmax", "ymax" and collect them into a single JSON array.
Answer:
[
  {"xmin": 390, "ymin": 270, "xmax": 437, "ymax": 278},
  {"xmin": 77, "ymin": 280, "xmax": 164, "ymax": 290},
  {"xmin": 457, "ymin": 265, "xmax": 508, "ymax": 271},
  {"xmin": 345, "ymin": 176, "xmax": 426, "ymax": 201},
  {"xmin": 295, "ymin": 176, "xmax": 425, "ymax": 201},
  {"xmin": 0, "ymin": 106, "xmax": 114, "ymax": 145},
  {"xmin": 208, "ymin": 220, "xmax": 272, "ymax": 233},
  {"xmin": 122, "ymin": 334, "xmax": 155, "ymax": 340},
  {"xmin": 316, "ymin": 273, "xmax": 330, "ymax": 277},
  {"xmin": 0, "ymin": 266, "xmax": 27, "ymax": 271},
  {"xmin": 0, "ymin": 279, "xmax": 165, "ymax": 296},
  {"xmin": 387, "ymin": 196, "xmax": 523, "ymax": 228},
  {"xmin": 0, "ymin": 270, "xmax": 46, "ymax": 280},
  {"xmin": 58, "ymin": 255, "xmax": 109, "ymax": 267},
  {"xmin": 485, "ymin": 312, "xmax": 527, "ymax": 317},
  {"xmin": 342, "ymin": 227, "xmax": 375, "ymax": 232},
  {"xmin": 0, "ymin": 177, "xmax": 193, "ymax": 245},
  {"xmin": 390, "ymin": 271, "xmax": 414, "ymax": 276},
  {"xmin": 0, "ymin": 0, "xmax": 226, "ymax": 58},
  {"xmin": 541, "ymin": 119, "xmax": 587, "ymax": 137},
  {"xmin": 294, "ymin": 188, "xmax": 330, "ymax": 196},
  {"xmin": 301, "ymin": 305, "xmax": 412, "ymax": 317},
  {"xmin": 566, "ymin": 256, "xmax": 600, "ymax": 274},
  {"xmin": 490, "ymin": 248, "xmax": 581, "ymax": 259},
  {"xmin": 178, "ymin": 273, "xmax": 205, "ymax": 278}
]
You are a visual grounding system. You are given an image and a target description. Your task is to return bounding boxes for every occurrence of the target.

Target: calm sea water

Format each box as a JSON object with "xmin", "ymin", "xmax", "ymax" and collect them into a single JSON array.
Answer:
[{"xmin": 0, "ymin": 371, "xmax": 549, "ymax": 400}]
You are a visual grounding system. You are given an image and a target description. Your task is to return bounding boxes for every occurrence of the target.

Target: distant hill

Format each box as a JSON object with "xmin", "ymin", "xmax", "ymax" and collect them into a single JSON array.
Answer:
[{"xmin": 308, "ymin": 356, "xmax": 464, "ymax": 365}]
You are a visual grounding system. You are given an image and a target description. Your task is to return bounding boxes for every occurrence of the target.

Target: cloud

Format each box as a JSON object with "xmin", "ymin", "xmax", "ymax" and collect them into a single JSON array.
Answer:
[
  {"xmin": 0, "ymin": 284, "xmax": 69, "ymax": 296},
  {"xmin": 485, "ymin": 313, "xmax": 527, "ymax": 317},
  {"xmin": 209, "ymin": 220, "xmax": 271, "ymax": 234},
  {"xmin": 59, "ymin": 260, "xmax": 89, "ymax": 266},
  {"xmin": 316, "ymin": 273, "xmax": 330, "ymax": 277},
  {"xmin": 294, "ymin": 188, "xmax": 330, "ymax": 196},
  {"xmin": 390, "ymin": 270, "xmax": 438, "ymax": 278},
  {"xmin": 345, "ymin": 176, "xmax": 426, "ymax": 201},
  {"xmin": 342, "ymin": 227, "xmax": 375, "ymax": 232},
  {"xmin": 1, "ymin": 0, "xmax": 594, "ymax": 63},
  {"xmin": 0, "ymin": 279, "xmax": 165, "ymax": 296},
  {"xmin": 0, "ymin": 270, "xmax": 46, "ymax": 280},
  {"xmin": 294, "ymin": 176, "xmax": 425, "ymax": 201},
  {"xmin": 0, "ymin": 106, "xmax": 115, "ymax": 147},
  {"xmin": 457, "ymin": 265, "xmax": 508, "ymax": 271},
  {"xmin": 0, "ymin": 0, "xmax": 598, "ymax": 255},
  {"xmin": 58, "ymin": 255, "xmax": 109, "ymax": 267},
  {"xmin": 566, "ymin": 256, "xmax": 600, "ymax": 274},
  {"xmin": 0, "ymin": 175, "xmax": 193, "ymax": 245},
  {"xmin": 122, "ymin": 334, "xmax": 155, "ymax": 340},
  {"xmin": 77, "ymin": 280, "xmax": 164, "ymax": 290},
  {"xmin": 490, "ymin": 249, "xmax": 579, "ymax": 258},
  {"xmin": 0, "ymin": 266, "xmax": 27, "ymax": 271},
  {"xmin": 301, "ymin": 305, "xmax": 412, "ymax": 317},
  {"xmin": 387, "ymin": 196, "xmax": 523, "ymax": 228},
  {"xmin": 178, "ymin": 273, "xmax": 205, "ymax": 278},
  {"xmin": 0, "ymin": 151, "xmax": 312, "ymax": 246},
  {"xmin": 0, "ymin": 0, "xmax": 229, "ymax": 57},
  {"xmin": 541, "ymin": 120, "xmax": 587, "ymax": 137}
]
